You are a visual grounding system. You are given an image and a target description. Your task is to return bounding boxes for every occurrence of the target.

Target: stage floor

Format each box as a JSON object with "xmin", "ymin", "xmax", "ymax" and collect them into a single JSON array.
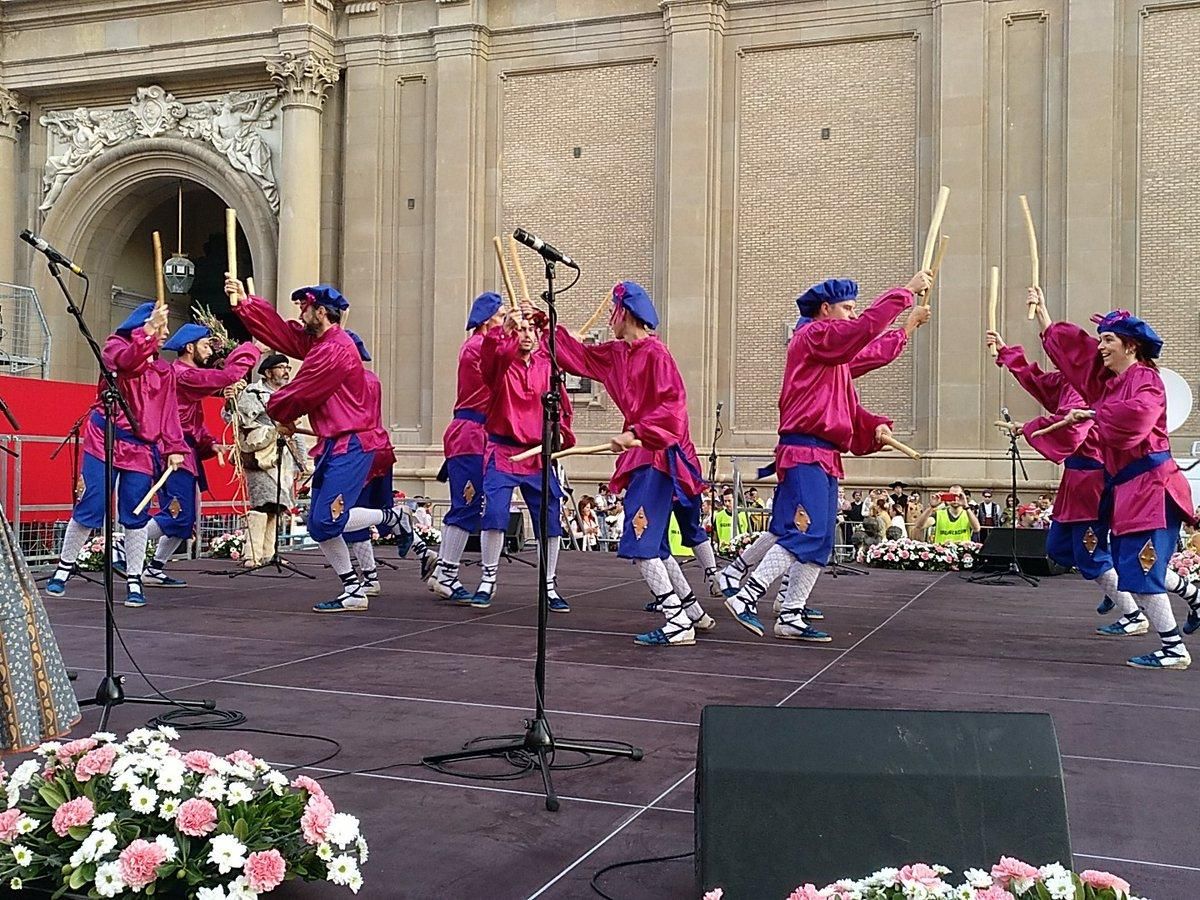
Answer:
[{"xmin": 37, "ymin": 551, "xmax": 1200, "ymax": 899}]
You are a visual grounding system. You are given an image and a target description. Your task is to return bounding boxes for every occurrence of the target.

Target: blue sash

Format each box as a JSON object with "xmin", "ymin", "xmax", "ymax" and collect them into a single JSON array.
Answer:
[
  {"xmin": 758, "ymin": 433, "xmax": 837, "ymax": 478},
  {"xmin": 488, "ymin": 434, "xmax": 528, "ymax": 449},
  {"xmin": 453, "ymin": 409, "xmax": 486, "ymax": 425},
  {"xmin": 1063, "ymin": 455, "xmax": 1104, "ymax": 472},
  {"xmin": 1099, "ymin": 451, "xmax": 1171, "ymax": 523}
]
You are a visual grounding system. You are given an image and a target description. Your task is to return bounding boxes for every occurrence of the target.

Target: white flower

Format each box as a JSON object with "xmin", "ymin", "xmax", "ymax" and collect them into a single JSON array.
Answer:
[
  {"xmin": 226, "ymin": 781, "xmax": 254, "ymax": 804},
  {"xmin": 5, "ymin": 785, "xmax": 20, "ymax": 810},
  {"xmin": 92, "ymin": 812, "xmax": 116, "ymax": 830},
  {"xmin": 8, "ymin": 877, "xmax": 21, "ymax": 891},
  {"xmin": 94, "ymin": 862, "xmax": 126, "ymax": 898},
  {"xmin": 112, "ymin": 769, "xmax": 141, "ymax": 793},
  {"xmin": 73, "ymin": 829, "xmax": 116, "ymax": 866},
  {"xmin": 8, "ymin": 761, "xmax": 38, "ymax": 789},
  {"xmin": 962, "ymin": 869, "xmax": 993, "ymax": 889},
  {"xmin": 316, "ymin": 842, "xmax": 334, "ymax": 862},
  {"xmin": 356, "ymin": 836, "xmax": 369, "ymax": 864},
  {"xmin": 154, "ymin": 758, "xmax": 187, "ymax": 794},
  {"xmin": 225, "ymin": 876, "xmax": 258, "ymax": 900},
  {"xmin": 903, "ymin": 884, "xmax": 931, "ymax": 900},
  {"xmin": 932, "ymin": 866, "xmax": 950, "ymax": 876},
  {"xmin": 145, "ymin": 740, "xmax": 170, "ymax": 759},
  {"xmin": 196, "ymin": 888, "xmax": 227, "ymax": 900},
  {"xmin": 159, "ymin": 796, "xmax": 181, "ymax": 820},
  {"xmin": 951, "ymin": 887, "xmax": 975, "ymax": 900},
  {"xmin": 326, "ymin": 854, "xmax": 360, "ymax": 887},
  {"xmin": 209, "ymin": 834, "xmax": 247, "ymax": 875},
  {"xmin": 91, "ymin": 731, "xmax": 117, "ymax": 742},
  {"xmin": 1042, "ymin": 870, "xmax": 1076, "ymax": 900},
  {"xmin": 34, "ymin": 742, "xmax": 62, "ymax": 758},
  {"xmin": 10, "ymin": 844, "xmax": 32, "ymax": 866},
  {"xmin": 198, "ymin": 774, "xmax": 227, "ymax": 801},
  {"xmin": 325, "ymin": 812, "xmax": 360, "ymax": 848},
  {"xmin": 130, "ymin": 786, "xmax": 159, "ymax": 813},
  {"xmin": 15, "ymin": 816, "xmax": 38, "ymax": 835},
  {"xmin": 868, "ymin": 868, "xmax": 900, "ymax": 887},
  {"xmin": 156, "ymin": 725, "xmax": 180, "ymax": 741},
  {"xmin": 125, "ymin": 728, "xmax": 155, "ymax": 746},
  {"xmin": 262, "ymin": 770, "xmax": 288, "ymax": 796},
  {"xmin": 154, "ymin": 834, "xmax": 179, "ymax": 862},
  {"xmin": 347, "ymin": 870, "xmax": 363, "ymax": 894}
]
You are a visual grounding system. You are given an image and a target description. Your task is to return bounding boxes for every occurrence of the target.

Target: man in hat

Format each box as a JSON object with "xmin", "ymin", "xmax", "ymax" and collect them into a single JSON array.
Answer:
[
  {"xmin": 551, "ymin": 281, "xmax": 718, "ymax": 647},
  {"xmin": 232, "ymin": 353, "xmax": 309, "ymax": 566},
  {"xmin": 226, "ymin": 276, "xmax": 406, "ymax": 612},
  {"xmin": 425, "ymin": 292, "xmax": 505, "ymax": 601},
  {"xmin": 46, "ymin": 302, "xmax": 189, "ymax": 607},
  {"xmin": 138, "ymin": 323, "xmax": 262, "ymax": 589},
  {"xmin": 340, "ymin": 330, "xmax": 397, "ymax": 597},
  {"xmin": 976, "ymin": 489, "xmax": 1002, "ymax": 528},
  {"xmin": 466, "ymin": 308, "xmax": 575, "ymax": 610},
  {"xmin": 723, "ymin": 270, "xmax": 932, "ymax": 642},
  {"xmin": 887, "ymin": 480, "xmax": 908, "ymax": 511}
]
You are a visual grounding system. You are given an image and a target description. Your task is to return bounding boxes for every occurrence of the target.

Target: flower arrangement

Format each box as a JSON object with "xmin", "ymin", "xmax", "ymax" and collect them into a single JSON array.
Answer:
[
  {"xmin": 865, "ymin": 538, "xmax": 981, "ymax": 572},
  {"xmin": 416, "ymin": 527, "xmax": 441, "ymax": 548},
  {"xmin": 73, "ymin": 533, "xmax": 147, "ymax": 572},
  {"xmin": 368, "ymin": 526, "xmax": 395, "ymax": 546},
  {"xmin": 1168, "ymin": 548, "xmax": 1200, "ymax": 581},
  {"xmin": 702, "ymin": 857, "xmax": 1147, "ymax": 900},
  {"xmin": 0, "ymin": 728, "xmax": 368, "ymax": 897},
  {"xmin": 720, "ymin": 531, "xmax": 761, "ymax": 557},
  {"xmin": 209, "ymin": 530, "xmax": 246, "ymax": 561}
]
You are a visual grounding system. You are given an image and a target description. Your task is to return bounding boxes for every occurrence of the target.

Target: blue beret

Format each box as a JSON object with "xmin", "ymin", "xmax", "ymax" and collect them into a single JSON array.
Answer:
[
  {"xmin": 345, "ymin": 329, "xmax": 371, "ymax": 362},
  {"xmin": 290, "ymin": 284, "xmax": 349, "ymax": 312},
  {"xmin": 163, "ymin": 323, "xmax": 212, "ymax": 353},
  {"xmin": 612, "ymin": 281, "xmax": 658, "ymax": 330},
  {"xmin": 466, "ymin": 292, "xmax": 504, "ymax": 330},
  {"xmin": 1092, "ymin": 309, "xmax": 1163, "ymax": 359},
  {"xmin": 115, "ymin": 302, "xmax": 157, "ymax": 335},
  {"xmin": 796, "ymin": 278, "xmax": 859, "ymax": 315}
]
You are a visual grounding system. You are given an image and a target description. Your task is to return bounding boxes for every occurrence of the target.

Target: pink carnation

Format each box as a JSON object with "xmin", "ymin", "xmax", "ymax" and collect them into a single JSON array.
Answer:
[
  {"xmin": 1079, "ymin": 870, "xmax": 1131, "ymax": 894},
  {"xmin": 244, "ymin": 849, "xmax": 288, "ymax": 893},
  {"xmin": 51, "ymin": 796, "xmax": 96, "ymax": 837},
  {"xmin": 786, "ymin": 886, "xmax": 825, "ymax": 900},
  {"xmin": 118, "ymin": 839, "xmax": 167, "ymax": 890},
  {"xmin": 974, "ymin": 888, "xmax": 1011, "ymax": 900},
  {"xmin": 182, "ymin": 749, "xmax": 217, "ymax": 774},
  {"xmin": 991, "ymin": 856, "xmax": 1040, "ymax": 892},
  {"xmin": 300, "ymin": 795, "xmax": 334, "ymax": 845},
  {"xmin": 230, "ymin": 550, "xmax": 241, "ymax": 560},
  {"xmin": 175, "ymin": 798, "xmax": 218, "ymax": 837},
  {"xmin": 75, "ymin": 745, "xmax": 118, "ymax": 782},
  {"xmin": 0, "ymin": 809, "xmax": 26, "ymax": 843},
  {"xmin": 290, "ymin": 774, "xmax": 327, "ymax": 801},
  {"xmin": 899, "ymin": 863, "xmax": 945, "ymax": 887},
  {"xmin": 56, "ymin": 737, "xmax": 98, "ymax": 760},
  {"xmin": 226, "ymin": 749, "xmax": 256, "ymax": 767},
  {"xmin": 701, "ymin": 891, "xmax": 724, "ymax": 900}
]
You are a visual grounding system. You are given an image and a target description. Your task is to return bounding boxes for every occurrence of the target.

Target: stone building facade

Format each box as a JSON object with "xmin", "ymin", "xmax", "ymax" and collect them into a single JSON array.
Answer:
[{"xmin": 0, "ymin": 0, "xmax": 1197, "ymax": 493}]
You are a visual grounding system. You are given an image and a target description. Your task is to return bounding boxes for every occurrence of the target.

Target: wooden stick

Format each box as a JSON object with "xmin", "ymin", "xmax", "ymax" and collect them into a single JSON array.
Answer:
[
  {"xmin": 290, "ymin": 426, "xmax": 319, "ymax": 438},
  {"xmin": 988, "ymin": 265, "xmax": 1000, "ymax": 357},
  {"xmin": 1018, "ymin": 194, "xmax": 1040, "ymax": 318},
  {"xmin": 225, "ymin": 208, "xmax": 239, "ymax": 306},
  {"xmin": 151, "ymin": 231, "xmax": 166, "ymax": 308},
  {"xmin": 246, "ymin": 277, "xmax": 256, "ymax": 297},
  {"xmin": 507, "ymin": 234, "xmax": 532, "ymax": 305},
  {"xmin": 921, "ymin": 185, "xmax": 951, "ymax": 270},
  {"xmin": 576, "ymin": 294, "xmax": 611, "ymax": 338},
  {"xmin": 1030, "ymin": 417, "xmax": 1073, "ymax": 439},
  {"xmin": 511, "ymin": 439, "xmax": 642, "ymax": 464},
  {"xmin": 134, "ymin": 464, "xmax": 178, "ymax": 516},
  {"xmin": 923, "ymin": 234, "xmax": 950, "ymax": 307},
  {"xmin": 492, "ymin": 236, "xmax": 518, "ymax": 308},
  {"xmin": 881, "ymin": 435, "xmax": 921, "ymax": 460}
]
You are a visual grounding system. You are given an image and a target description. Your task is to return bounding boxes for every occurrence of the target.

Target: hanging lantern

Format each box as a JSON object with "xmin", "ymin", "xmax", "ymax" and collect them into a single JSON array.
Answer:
[{"xmin": 164, "ymin": 181, "xmax": 195, "ymax": 294}]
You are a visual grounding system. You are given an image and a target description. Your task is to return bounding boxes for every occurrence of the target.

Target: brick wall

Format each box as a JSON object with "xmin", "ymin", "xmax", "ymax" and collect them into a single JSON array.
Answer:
[
  {"xmin": 733, "ymin": 37, "xmax": 918, "ymax": 433},
  {"xmin": 1140, "ymin": 7, "xmax": 1200, "ymax": 434},
  {"xmin": 500, "ymin": 61, "xmax": 659, "ymax": 435}
]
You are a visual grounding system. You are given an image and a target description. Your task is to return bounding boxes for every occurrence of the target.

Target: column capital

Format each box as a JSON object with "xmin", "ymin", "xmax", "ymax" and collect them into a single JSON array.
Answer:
[
  {"xmin": 267, "ymin": 50, "xmax": 341, "ymax": 110},
  {"xmin": 660, "ymin": 0, "xmax": 728, "ymax": 35},
  {"xmin": 0, "ymin": 87, "xmax": 29, "ymax": 142}
]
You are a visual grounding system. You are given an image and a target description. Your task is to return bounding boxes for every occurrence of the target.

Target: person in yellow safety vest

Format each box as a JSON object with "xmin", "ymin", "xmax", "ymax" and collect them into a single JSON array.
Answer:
[{"xmin": 913, "ymin": 484, "xmax": 980, "ymax": 544}]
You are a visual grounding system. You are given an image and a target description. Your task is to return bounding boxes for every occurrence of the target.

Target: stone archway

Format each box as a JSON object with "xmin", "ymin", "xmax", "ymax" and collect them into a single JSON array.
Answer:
[{"xmin": 35, "ymin": 138, "xmax": 277, "ymax": 381}]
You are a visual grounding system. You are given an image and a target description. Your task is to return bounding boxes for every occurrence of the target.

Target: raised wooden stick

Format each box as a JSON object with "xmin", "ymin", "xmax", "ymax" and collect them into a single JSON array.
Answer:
[
  {"xmin": 923, "ymin": 234, "xmax": 950, "ymax": 308},
  {"xmin": 1018, "ymin": 194, "xmax": 1040, "ymax": 319},
  {"xmin": 1029, "ymin": 415, "xmax": 1090, "ymax": 440},
  {"xmin": 226, "ymin": 208, "xmax": 239, "ymax": 306},
  {"xmin": 507, "ymin": 234, "xmax": 532, "ymax": 305},
  {"xmin": 921, "ymin": 186, "xmax": 951, "ymax": 271},
  {"xmin": 492, "ymin": 236, "xmax": 518, "ymax": 308},
  {"xmin": 246, "ymin": 277, "xmax": 256, "ymax": 297},
  {"xmin": 881, "ymin": 435, "xmax": 921, "ymax": 460},
  {"xmin": 511, "ymin": 439, "xmax": 642, "ymax": 464},
  {"xmin": 151, "ymin": 231, "xmax": 167, "ymax": 310},
  {"xmin": 988, "ymin": 265, "xmax": 1000, "ymax": 357},
  {"xmin": 133, "ymin": 463, "xmax": 178, "ymax": 516},
  {"xmin": 576, "ymin": 294, "xmax": 611, "ymax": 338}
]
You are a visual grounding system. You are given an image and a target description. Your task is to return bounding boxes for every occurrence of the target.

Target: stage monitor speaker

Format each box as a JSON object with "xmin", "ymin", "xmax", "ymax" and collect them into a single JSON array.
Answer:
[
  {"xmin": 978, "ymin": 527, "xmax": 1069, "ymax": 576},
  {"xmin": 695, "ymin": 706, "xmax": 1071, "ymax": 897},
  {"xmin": 463, "ymin": 511, "xmax": 524, "ymax": 554}
]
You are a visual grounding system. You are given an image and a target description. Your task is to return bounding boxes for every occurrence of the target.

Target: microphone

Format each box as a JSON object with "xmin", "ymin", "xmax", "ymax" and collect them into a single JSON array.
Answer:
[
  {"xmin": 512, "ymin": 228, "xmax": 578, "ymax": 269},
  {"xmin": 19, "ymin": 229, "xmax": 85, "ymax": 276},
  {"xmin": 1001, "ymin": 407, "xmax": 1012, "ymax": 423},
  {"xmin": 716, "ymin": 402, "xmax": 723, "ymax": 415}
]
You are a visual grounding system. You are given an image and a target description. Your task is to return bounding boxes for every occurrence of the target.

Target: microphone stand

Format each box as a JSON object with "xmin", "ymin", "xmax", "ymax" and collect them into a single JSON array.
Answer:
[
  {"xmin": 43, "ymin": 258, "xmax": 212, "ymax": 729},
  {"xmin": 422, "ymin": 253, "xmax": 642, "ymax": 811},
  {"xmin": 968, "ymin": 420, "xmax": 1039, "ymax": 588},
  {"xmin": 707, "ymin": 403, "xmax": 724, "ymax": 559},
  {"xmin": 38, "ymin": 412, "xmax": 102, "ymax": 586},
  {"xmin": 222, "ymin": 436, "xmax": 314, "ymax": 580}
]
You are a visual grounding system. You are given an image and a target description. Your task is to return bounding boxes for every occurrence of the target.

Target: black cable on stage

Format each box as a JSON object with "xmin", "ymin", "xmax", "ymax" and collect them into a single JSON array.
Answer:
[{"xmin": 589, "ymin": 850, "xmax": 694, "ymax": 900}]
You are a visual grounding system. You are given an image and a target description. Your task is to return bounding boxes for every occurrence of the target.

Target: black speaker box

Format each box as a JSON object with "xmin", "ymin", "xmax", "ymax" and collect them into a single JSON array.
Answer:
[
  {"xmin": 463, "ymin": 511, "xmax": 524, "ymax": 554},
  {"xmin": 695, "ymin": 706, "xmax": 1071, "ymax": 897},
  {"xmin": 978, "ymin": 527, "xmax": 1069, "ymax": 576}
]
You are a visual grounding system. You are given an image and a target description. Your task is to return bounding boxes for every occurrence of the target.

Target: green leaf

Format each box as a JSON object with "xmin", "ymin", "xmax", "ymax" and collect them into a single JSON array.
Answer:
[
  {"xmin": 67, "ymin": 825, "xmax": 91, "ymax": 841},
  {"xmin": 68, "ymin": 866, "xmax": 88, "ymax": 890},
  {"xmin": 37, "ymin": 784, "xmax": 65, "ymax": 808}
]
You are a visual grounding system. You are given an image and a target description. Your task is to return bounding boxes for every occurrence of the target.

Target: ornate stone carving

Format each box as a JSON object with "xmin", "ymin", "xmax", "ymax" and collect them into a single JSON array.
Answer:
[
  {"xmin": 267, "ymin": 51, "xmax": 341, "ymax": 110},
  {"xmin": 39, "ymin": 85, "xmax": 281, "ymax": 213},
  {"xmin": 0, "ymin": 87, "xmax": 28, "ymax": 141}
]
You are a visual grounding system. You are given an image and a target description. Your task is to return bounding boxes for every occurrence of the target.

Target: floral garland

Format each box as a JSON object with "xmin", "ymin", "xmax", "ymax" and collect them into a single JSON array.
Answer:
[
  {"xmin": 1168, "ymin": 548, "xmax": 1200, "ymax": 581},
  {"xmin": 720, "ymin": 531, "xmax": 760, "ymax": 557},
  {"xmin": 702, "ymin": 857, "xmax": 1146, "ymax": 900},
  {"xmin": 209, "ymin": 531, "xmax": 246, "ymax": 561},
  {"xmin": 865, "ymin": 538, "xmax": 981, "ymax": 572},
  {"xmin": 416, "ymin": 527, "xmax": 441, "ymax": 548},
  {"xmin": 0, "ymin": 728, "xmax": 367, "ymax": 897}
]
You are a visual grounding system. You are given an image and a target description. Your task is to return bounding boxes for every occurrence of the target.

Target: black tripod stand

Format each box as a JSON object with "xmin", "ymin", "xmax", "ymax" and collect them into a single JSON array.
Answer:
[
  {"xmin": 224, "ymin": 436, "xmax": 314, "ymax": 580},
  {"xmin": 422, "ymin": 238, "xmax": 642, "ymax": 811},
  {"xmin": 39, "ymin": 255, "xmax": 213, "ymax": 730},
  {"xmin": 969, "ymin": 414, "xmax": 1039, "ymax": 588}
]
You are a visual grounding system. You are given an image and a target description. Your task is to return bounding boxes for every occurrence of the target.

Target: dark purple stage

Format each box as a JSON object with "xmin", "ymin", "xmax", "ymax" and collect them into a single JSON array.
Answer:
[{"xmin": 39, "ymin": 552, "xmax": 1199, "ymax": 899}]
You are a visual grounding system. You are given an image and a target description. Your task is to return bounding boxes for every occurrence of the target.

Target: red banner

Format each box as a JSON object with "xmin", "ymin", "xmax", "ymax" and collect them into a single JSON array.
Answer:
[{"xmin": 0, "ymin": 373, "xmax": 245, "ymax": 522}]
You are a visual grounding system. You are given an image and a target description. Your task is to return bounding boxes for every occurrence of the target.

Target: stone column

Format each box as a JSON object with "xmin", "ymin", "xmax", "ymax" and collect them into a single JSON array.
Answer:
[
  {"xmin": 660, "ymin": 0, "xmax": 726, "ymax": 429},
  {"xmin": 267, "ymin": 51, "xmax": 340, "ymax": 293},
  {"xmin": 0, "ymin": 87, "xmax": 28, "ymax": 284}
]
